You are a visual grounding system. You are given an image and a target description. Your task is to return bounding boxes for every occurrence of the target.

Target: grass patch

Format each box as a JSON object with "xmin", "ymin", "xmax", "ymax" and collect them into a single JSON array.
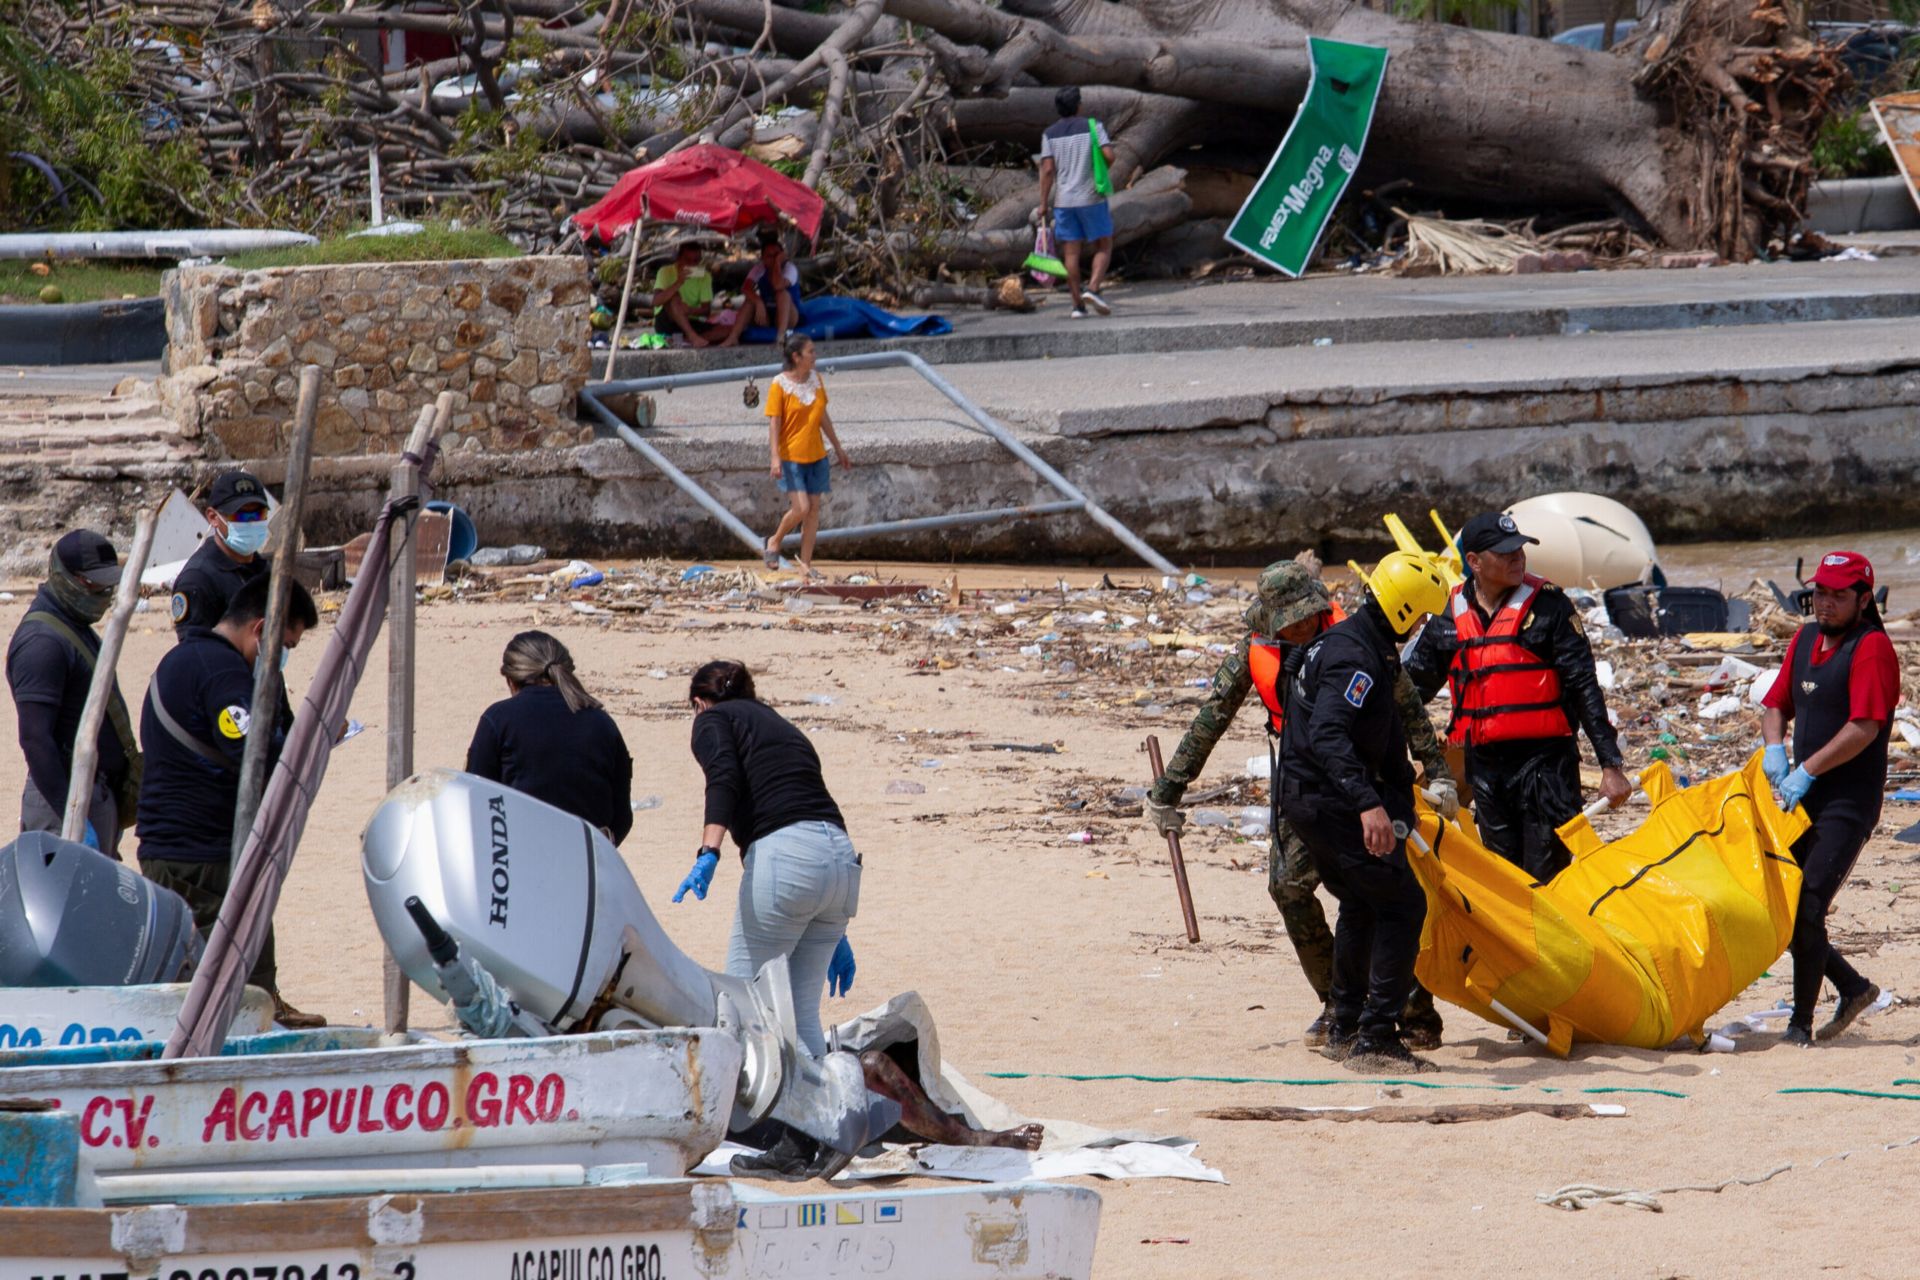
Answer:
[
  {"xmin": 226, "ymin": 222, "xmax": 521, "ymax": 270},
  {"xmin": 0, "ymin": 259, "xmax": 165, "ymax": 306}
]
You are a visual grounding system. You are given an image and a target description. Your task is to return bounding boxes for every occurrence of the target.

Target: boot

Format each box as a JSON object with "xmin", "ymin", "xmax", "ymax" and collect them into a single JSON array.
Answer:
[
  {"xmin": 1303, "ymin": 1004, "xmax": 1335, "ymax": 1049},
  {"xmin": 1317, "ymin": 1023, "xmax": 1361, "ymax": 1063},
  {"xmin": 272, "ymin": 991, "xmax": 327, "ymax": 1030},
  {"xmin": 730, "ymin": 1128, "xmax": 823, "ymax": 1180},
  {"xmin": 1343, "ymin": 1032, "xmax": 1436, "ymax": 1074},
  {"xmin": 1817, "ymin": 983, "xmax": 1880, "ymax": 1042}
]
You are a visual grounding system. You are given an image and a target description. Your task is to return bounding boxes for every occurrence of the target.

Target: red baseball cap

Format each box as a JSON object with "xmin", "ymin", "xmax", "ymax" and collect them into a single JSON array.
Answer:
[{"xmin": 1809, "ymin": 551, "xmax": 1874, "ymax": 591}]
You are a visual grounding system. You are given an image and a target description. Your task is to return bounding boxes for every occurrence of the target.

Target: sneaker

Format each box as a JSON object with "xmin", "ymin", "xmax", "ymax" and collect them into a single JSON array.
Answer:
[
  {"xmin": 1343, "ymin": 1033, "xmax": 1436, "ymax": 1074},
  {"xmin": 1303, "ymin": 1005, "xmax": 1334, "ymax": 1049},
  {"xmin": 1780, "ymin": 1023, "xmax": 1815, "ymax": 1048},
  {"xmin": 272, "ymin": 992, "xmax": 327, "ymax": 1030},
  {"xmin": 1069, "ymin": 307, "xmax": 1089, "ymax": 319},
  {"xmin": 1403, "ymin": 1023, "xmax": 1443, "ymax": 1052},
  {"xmin": 1318, "ymin": 1025, "xmax": 1361, "ymax": 1063},
  {"xmin": 1082, "ymin": 291, "xmax": 1111, "ymax": 315},
  {"xmin": 1817, "ymin": 983, "xmax": 1880, "ymax": 1041}
]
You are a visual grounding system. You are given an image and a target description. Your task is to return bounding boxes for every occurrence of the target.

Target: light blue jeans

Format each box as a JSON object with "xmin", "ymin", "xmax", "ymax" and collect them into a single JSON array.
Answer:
[{"xmin": 726, "ymin": 820, "xmax": 861, "ymax": 1056}]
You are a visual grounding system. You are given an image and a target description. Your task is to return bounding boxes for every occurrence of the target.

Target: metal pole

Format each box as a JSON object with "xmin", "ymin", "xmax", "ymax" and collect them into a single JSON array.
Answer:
[
  {"xmin": 59, "ymin": 507, "xmax": 159, "ymax": 847},
  {"xmin": 582, "ymin": 350, "xmax": 1180, "ymax": 575},
  {"xmin": 383, "ymin": 392, "xmax": 456, "ymax": 1033},
  {"xmin": 231, "ymin": 366, "xmax": 321, "ymax": 867},
  {"xmin": 779, "ymin": 501, "xmax": 1085, "ymax": 547}
]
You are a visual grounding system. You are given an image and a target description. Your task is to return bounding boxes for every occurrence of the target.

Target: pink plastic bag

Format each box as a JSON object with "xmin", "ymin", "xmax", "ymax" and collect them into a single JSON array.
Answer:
[{"xmin": 1031, "ymin": 223, "xmax": 1057, "ymax": 286}]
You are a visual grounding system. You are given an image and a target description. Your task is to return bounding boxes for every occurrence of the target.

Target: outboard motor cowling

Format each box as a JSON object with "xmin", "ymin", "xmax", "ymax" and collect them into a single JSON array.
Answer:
[{"xmin": 0, "ymin": 832, "xmax": 202, "ymax": 986}]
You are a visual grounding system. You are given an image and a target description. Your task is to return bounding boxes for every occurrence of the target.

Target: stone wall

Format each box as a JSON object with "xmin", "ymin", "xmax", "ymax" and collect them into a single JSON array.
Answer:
[{"xmin": 159, "ymin": 256, "xmax": 593, "ymax": 460}]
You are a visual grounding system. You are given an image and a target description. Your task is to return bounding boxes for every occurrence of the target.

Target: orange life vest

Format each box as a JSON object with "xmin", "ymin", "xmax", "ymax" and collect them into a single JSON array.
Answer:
[
  {"xmin": 1249, "ymin": 603, "xmax": 1346, "ymax": 735},
  {"xmin": 1446, "ymin": 575, "xmax": 1573, "ymax": 747}
]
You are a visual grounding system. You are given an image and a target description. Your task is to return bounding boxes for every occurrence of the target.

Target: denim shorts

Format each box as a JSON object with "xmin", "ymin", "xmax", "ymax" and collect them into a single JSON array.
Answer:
[
  {"xmin": 779, "ymin": 457, "xmax": 832, "ymax": 494},
  {"xmin": 1053, "ymin": 201, "xmax": 1114, "ymax": 243}
]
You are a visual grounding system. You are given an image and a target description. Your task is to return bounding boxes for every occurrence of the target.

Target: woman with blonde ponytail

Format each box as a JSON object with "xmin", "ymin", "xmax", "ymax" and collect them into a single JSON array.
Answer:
[{"xmin": 466, "ymin": 631, "xmax": 634, "ymax": 843}]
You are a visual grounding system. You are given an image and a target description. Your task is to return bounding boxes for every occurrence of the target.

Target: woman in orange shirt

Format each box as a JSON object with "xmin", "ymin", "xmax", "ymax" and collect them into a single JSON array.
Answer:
[{"xmin": 762, "ymin": 334, "xmax": 851, "ymax": 577}]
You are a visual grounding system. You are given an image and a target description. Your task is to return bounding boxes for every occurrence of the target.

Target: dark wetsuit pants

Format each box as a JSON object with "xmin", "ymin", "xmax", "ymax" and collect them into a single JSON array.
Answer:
[
  {"xmin": 1789, "ymin": 788, "xmax": 1878, "ymax": 1029},
  {"xmin": 1469, "ymin": 737, "xmax": 1584, "ymax": 883},
  {"xmin": 1292, "ymin": 797, "xmax": 1427, "ymax": 1040}
]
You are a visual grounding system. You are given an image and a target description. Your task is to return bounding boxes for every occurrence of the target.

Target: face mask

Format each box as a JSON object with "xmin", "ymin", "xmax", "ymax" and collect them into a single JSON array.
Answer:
[
  {"xmin": 221, "ymin": 514, "xmax": 271, "ymax": 556},
  {"xmin": 46, "ymin": 550, "xmax": 111, "ymax": 624}
]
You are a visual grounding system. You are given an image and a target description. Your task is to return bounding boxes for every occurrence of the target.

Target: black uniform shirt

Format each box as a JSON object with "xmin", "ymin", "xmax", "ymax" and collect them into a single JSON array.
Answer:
[
  {"xmin": 1402, "ymin": 577, "xmax": 1625, "ymax": 768},
  {"xmin": 691, "ymin": 698, "xmax": 845, "ymax": 851},
  {"xmin": 170, "ymin": 538, "xmax": 268, "ymax": 637},
  {"xmin": 466, "ymin": 685, "xmax": 635, "ymax": 844},
  {"xmin": 6, "ymin": 586, "xmax": 129, "ymax": 804},
  {"xmin": 136, "ymin": 630, "xmax": 287, "ymax": 863},
  {"xmin": 1279, "ymin": 606, "xmax": 1416, "ymax": 815}
]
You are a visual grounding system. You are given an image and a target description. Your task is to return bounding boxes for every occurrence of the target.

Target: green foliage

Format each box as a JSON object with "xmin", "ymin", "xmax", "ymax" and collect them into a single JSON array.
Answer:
[
  {"xmin": 1812, "ymin": 107, "xmax": 1897, "ymax": 179},
  {"xmin": 0, "ymin": 259, "xmax": 165, "ymax": 304},
  {"xmin": 224, "ymin": 221, "xmax": 522, "ymax": 269}
]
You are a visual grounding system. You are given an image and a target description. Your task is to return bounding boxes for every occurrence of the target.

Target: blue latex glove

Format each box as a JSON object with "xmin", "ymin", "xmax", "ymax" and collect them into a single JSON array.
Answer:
[
  {"xmin": 1762, "ymin": 744, "xmax": 1791, "ymax": 789},
  {"xmin": 673, "ymin": 850, "xmax": 720, "ymax": 902},
  {"xmin": 82, "ymin": 821, "xmax": 100, "ymax": 852},
  {"xmin": 1777, "ymin": 764, "xmax": 1816, "ymax": 811},
  {"xmin": 827, "ymin": 936, "xmax": 856, "ymax": 998}
]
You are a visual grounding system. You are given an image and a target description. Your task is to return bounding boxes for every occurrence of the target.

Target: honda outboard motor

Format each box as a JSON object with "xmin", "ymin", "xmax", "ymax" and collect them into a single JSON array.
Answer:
[
  {"xmin": 362, "ymin": 770, "xmax": 898, "ymax": 1155},
  {"xmin": 0, "ymin": 832, "xmax": 202, "ymax": 985}
]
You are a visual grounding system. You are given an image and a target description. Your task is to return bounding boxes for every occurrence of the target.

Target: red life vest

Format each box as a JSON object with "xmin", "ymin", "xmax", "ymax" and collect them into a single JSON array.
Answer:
[
  {"xmin": 1249, "ymin": 603, "xmax": 1346, "ymax": 735},
  {"xmin": 1446, "ymin": 575, "xmax": 1572, "ymax": 747}
]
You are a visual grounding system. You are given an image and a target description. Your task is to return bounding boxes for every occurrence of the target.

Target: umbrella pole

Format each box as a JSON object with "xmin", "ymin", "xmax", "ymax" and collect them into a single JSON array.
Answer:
[{"xmin": 602, "ymin": 226, "xmax": 643, "ymax": 383}]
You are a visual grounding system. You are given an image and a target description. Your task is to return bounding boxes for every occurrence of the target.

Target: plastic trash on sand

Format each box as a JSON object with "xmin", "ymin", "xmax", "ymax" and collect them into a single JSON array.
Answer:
[{"xmin": 1408, "ymin": 755, "xmax": 1807, "ymax": 1055}]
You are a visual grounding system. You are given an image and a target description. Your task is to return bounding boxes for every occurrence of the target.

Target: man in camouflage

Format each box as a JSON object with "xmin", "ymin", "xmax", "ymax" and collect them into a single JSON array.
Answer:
[{"xmin": 1145, "ymin": 559, "xmax": 1461, "ymax": 1049}]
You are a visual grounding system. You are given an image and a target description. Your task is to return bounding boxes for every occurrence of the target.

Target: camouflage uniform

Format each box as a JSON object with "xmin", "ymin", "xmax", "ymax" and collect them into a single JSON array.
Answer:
[{"xmin": 1149, "ymin": 563, "xmax": 1452, "ymax": 1034}]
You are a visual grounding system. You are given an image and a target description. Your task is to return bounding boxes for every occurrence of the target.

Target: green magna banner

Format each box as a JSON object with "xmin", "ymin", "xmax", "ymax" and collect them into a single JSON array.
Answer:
[{"xmin": 1225, "ymin": 38, "xmax": 1388, "ymax": 278}]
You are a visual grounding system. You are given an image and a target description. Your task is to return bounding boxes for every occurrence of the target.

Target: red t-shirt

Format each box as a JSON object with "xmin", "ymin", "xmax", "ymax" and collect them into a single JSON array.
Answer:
[{"xmin": 1762, "ymin": 627, "xmax": 1901, "ymax": 722}]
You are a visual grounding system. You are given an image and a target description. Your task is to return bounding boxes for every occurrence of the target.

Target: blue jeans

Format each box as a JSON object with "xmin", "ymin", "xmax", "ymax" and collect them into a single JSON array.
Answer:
[{"xmin": 726, "ymin": 821, "xmax": 862, "ymax": 1055}]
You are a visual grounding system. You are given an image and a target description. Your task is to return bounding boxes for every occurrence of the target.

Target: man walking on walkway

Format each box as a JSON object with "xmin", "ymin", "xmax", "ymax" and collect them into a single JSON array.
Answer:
[{"xmin": 1037, "ymin": 86, "xmax": 1114, "ymax": 320}]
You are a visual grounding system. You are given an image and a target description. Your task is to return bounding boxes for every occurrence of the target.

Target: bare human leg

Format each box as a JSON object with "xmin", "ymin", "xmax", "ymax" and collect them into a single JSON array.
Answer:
[
  {"xmin": 798, "ymin": 491, "xmax": 823, "ymax": 576},
  {"xmin": 1087, "ymin": 235, "xmax": 1113, "ymax": 296},
  {"xmin": 859, "ymin": 1050, "xmax": 1044, "ymax": 1150},
  {"xmin": 1061, "ymin": 238, "xmax": 1084, "ymax": 310},
  {"xmin": 767, "ymin": 488, "xmax": 808, "ymax": 563}
]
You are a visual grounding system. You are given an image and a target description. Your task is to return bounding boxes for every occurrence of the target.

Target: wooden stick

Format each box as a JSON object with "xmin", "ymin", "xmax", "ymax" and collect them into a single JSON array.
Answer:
[
  {"xmin": 59, "ymin": 507, "xmax": 159, "ymax": 847},
  {"xmin": 1145, "ymin": 734, "xmax": 1200, "ymax": 943},
  {"xmin": 383, "ymin": 391, "xmax": 456, "ymax": 1033},
  {"xmin": 601, "ymin": 225, "xmax": 643, "ymax": 383},
  {"xmin": 231, "ymin": 366, "xmax": 322, "ymax": 867}
]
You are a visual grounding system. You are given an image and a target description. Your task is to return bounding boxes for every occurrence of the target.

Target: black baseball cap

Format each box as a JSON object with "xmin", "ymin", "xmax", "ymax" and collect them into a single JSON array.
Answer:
[
  {"xmin": 55, "ymin": 529, "xmax": 122, "ymax": 587},
  {"xmin": 208, "ymin": 470, "xmax": 269, "ymax": 515},
  {"xmin": 1458, "ymin": 511, "xmax": 1539, "ymax": 556}
]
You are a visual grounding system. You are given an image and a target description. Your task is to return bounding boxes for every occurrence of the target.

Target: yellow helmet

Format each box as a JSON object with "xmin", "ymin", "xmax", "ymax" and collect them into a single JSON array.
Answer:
[{"xmin": 1359, "ymin": 550, "xmax": 1452, "ymax": 634}]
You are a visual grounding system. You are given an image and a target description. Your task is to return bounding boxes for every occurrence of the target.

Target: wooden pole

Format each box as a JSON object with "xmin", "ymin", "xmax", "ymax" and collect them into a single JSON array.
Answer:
[
  {"xmin": 1145, "ymin": 734, "xmax": 1201, "ymax": 943},
  {"xmin": 601, "ymin": 225, "xmax": 643, "ymax": 382},
  {"xmin": 59, "ymin": 507, "xmax": 159, "ymax": 847},
  {"xmin": 383, "ymin": 391, "xmax": 456, "ymax": 1033},
  {"xmin": 231, "ymin": 366, "xmax": 322, "ymax": 867}
]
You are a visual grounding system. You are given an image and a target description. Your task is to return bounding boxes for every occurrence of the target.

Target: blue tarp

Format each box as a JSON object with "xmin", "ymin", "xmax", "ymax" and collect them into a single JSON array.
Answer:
[{"xmin": 742, "ymin": 294, "xmax": 951, "ymax": 344}]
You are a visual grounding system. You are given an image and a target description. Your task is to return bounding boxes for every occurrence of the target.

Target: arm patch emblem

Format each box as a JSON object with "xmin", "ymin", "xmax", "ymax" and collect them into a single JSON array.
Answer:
[
  {"xmin": 1344, "ymin": 672, "xmax": 1373, "ymax": 708},
  {"xmin": 170, "ymin": 593, "xmax": 188, "ymax": 621}
]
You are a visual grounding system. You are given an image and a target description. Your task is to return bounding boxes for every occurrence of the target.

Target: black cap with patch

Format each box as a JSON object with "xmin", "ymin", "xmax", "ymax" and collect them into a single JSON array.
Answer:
[
  {"xmin": 208, "ymin": 470, "xmax": 268, "ymax": 516},
  {"xmin": 1458, "ymin": 511, "xmax": 1539, "ymax": 556},
  {"xmin": 55, "ymin": 529, "xmax": 122, "ymax": 587}
]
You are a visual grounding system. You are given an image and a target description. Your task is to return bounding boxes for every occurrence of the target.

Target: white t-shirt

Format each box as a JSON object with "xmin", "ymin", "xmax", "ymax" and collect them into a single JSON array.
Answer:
[{"xmin": 1041, "ymin": 116, "xmax": 1111, "ymax": 210}]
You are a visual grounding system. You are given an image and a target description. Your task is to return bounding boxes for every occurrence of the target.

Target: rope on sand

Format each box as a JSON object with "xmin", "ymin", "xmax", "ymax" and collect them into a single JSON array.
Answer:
[
  {"xmin": 1778, "ymin": 1087, "xmax": 1920, "ymax": 1101},
  {"xmin": 1536, "ymin": 1163, "xmax": 1793, "ymax": 1212}
]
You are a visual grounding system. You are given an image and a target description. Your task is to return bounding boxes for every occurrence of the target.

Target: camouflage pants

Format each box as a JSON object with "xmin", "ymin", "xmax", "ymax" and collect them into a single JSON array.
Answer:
[{"xmin": 1270, "ymin": 816, "xmax": 1441, "ymax": 1033}]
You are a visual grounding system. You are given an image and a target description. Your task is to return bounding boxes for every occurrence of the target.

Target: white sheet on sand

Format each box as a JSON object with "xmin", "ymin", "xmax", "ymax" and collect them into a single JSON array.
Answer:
[{"xmin": 693, "ymin": 991, "xmax": 1225, "ymax": 1184}]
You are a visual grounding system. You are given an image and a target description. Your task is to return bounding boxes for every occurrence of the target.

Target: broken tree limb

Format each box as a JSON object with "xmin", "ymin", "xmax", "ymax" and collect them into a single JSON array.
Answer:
[
  {"xmin": 940, "ymin": 168, "xmax": 1190, "ymax": 269},
  {"xmin": 804, "ymin": 45, "xmax": 852, "ymax": 189},
  {"xmin": 59, "ymin": 507, "xmax": 157, "ymax": 849}
]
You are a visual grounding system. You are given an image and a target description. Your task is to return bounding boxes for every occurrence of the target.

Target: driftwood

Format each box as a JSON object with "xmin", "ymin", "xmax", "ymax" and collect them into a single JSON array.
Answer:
[
  {"xmin": 4, "ymin": 0, "xmax": 1850, "ymax": 283},
  {"xmin": 1203, "ymin": 1103, "xmax": 1621, "ymax": 1124}
]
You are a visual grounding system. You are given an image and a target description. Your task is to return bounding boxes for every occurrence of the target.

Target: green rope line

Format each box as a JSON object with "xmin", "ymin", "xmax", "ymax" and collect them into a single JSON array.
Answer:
[
  {"xmin": 983, "ymin": 1071, "xmax": 1513, "ymax": 1090},
  {"xmin": 1575, "ymin": 1086, "xmax": 1692, "ymax": 1098},
  {"xmin": 1779, "ymin": 1087, "xmax": 1920, "ymax": 1102}
]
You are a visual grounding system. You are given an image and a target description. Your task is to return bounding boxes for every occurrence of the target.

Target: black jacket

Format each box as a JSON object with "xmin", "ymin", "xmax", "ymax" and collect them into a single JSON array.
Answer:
[
  {"xmin": 6, "ymin": 586, "xmax": 129, "ymax": 806},
  {"xmin": 691, "ymin": 698, "xmax": 844, "ymax": 851},
  {"xmin": 137, "ymin": 629, "xmax": 289, "ymax": 863},
  {"xmin": 1403, "ymin": 577, "xmax": 1625, "ymax": 769},
  {"xmin": 1279, "ymin": 605, "xmax": 1416, "ymax": 815},
  {"xmin": 170, "ymin": 538, "xmax": 268, "ymax": 637},
  {"xmin": 466, "ymin": 685, "xmax": 634, "ymax": 843}
]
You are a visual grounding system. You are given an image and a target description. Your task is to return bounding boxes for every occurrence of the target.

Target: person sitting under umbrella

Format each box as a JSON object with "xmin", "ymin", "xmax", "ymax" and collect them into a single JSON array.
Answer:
[
  {"xmin": 721, "ymin": 237, "xmax": 805, "ymax": 348},
  {"xmin": 651, "ymin": 240, "xmax": 726, "ymax": 348}
]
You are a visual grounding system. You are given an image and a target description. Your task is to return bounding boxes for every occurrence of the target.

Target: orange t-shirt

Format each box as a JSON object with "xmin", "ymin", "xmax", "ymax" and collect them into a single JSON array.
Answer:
[{"xmin": 765, "ymin": 373, "xmax": 828, "ymax": 464}]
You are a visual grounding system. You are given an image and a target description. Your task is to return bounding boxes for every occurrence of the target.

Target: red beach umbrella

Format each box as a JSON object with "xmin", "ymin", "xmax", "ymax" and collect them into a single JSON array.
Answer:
[{"xmin": 573, "ymin": 143, "xmax": 824, "ymax": 242}]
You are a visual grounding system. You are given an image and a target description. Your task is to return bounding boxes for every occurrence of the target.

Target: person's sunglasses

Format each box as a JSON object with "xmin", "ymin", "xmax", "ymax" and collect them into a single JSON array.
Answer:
[{"xmin": 227, "ymin": 508, "xmax": 269, "ymax": 523}]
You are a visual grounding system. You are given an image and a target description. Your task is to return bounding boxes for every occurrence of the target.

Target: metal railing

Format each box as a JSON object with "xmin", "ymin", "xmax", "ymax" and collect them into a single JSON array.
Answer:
[{"xmin": 578, "ymin": 349, "xmax": 1177, "ymax": 574}]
